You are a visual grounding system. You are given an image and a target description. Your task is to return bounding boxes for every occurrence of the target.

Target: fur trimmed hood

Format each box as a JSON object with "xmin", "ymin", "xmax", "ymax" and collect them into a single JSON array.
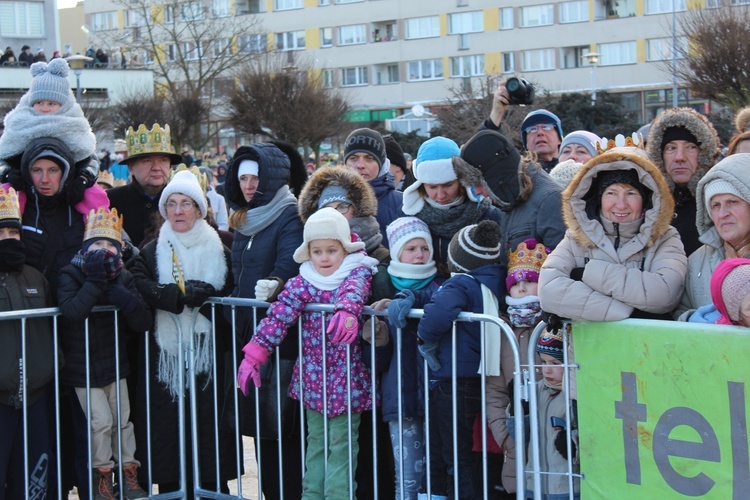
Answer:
[
  {"xmin": 297, "ymin": 165, "xmax": 378, "ymax": 223},
  {"xmin": 646, "ymin": 107, "xmax": 720, "ymax": 197},
  {"xmin": 562, "ymin": 148, "xmax": 675, "ymax": 250}
]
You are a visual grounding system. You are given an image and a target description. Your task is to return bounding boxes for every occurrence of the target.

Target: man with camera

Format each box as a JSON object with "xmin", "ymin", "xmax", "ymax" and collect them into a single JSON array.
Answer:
[{"xmin": 482, "ymin": 79, "xmax": 563, "ymax": 173}]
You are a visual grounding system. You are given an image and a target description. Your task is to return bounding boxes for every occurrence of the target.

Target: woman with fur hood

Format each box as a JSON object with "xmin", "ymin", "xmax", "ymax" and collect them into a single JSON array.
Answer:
[
  {"xmin": 297, "ymin": 165, "xmax": 389, "ymax": 264},
  {"xmin": 403, "ymin": 137, "xmax": 502, "ymax": 278},
  {"xmin": 646, "ymin": 107, "xmax": 721, "ymax": 256},
  {"xmin": 539, "ymin": 148, "xmax": 687, "ymax": 321}
]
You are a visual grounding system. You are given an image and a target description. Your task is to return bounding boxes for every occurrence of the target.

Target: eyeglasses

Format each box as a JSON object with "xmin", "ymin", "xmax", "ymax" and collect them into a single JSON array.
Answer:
[
  {"xmin": 330, "ymin": 202, "xmax": 353, "ymax": 214},
  {"xmin": 524, "ymin": 123, "xmax": 556, "ymax": 135},
  {"xmin": 165, "ymin": 201, "xmax": 197, "ymax": 212}
]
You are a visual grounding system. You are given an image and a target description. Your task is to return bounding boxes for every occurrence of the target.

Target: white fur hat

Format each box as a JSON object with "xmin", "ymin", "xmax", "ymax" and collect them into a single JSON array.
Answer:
[
  {"xmin": 159, "ymin": 170, "xmax": 208, "ymax": 219},
  {"xmin": 293, "ymin": 207, "xmax": 364, "ymax": 263}
]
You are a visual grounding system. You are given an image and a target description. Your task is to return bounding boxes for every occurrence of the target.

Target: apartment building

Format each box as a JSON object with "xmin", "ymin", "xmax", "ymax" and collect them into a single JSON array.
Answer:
[
  {"xmin": 0, "ymin": 0, "xmax": 60, "ymax": 62},
  {"xmin": 80, "ymin": 0, "xmax": 711, "ymax": 134}
]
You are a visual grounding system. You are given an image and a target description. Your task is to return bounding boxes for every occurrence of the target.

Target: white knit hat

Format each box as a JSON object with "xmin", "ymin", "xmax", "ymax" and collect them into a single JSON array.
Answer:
[
  {"xmin": 703, "ymin": 178, "xmax": 744, "ymax": 213},
  {"xmin": 548, "ymin": 159, "xmax": 584, "ymax": 188},
  {"xmin": 293, "ymin": 207, "xmax": 365, "ymax": 263},
  {"xmin": 159, "ymin": 170, "xmax": 208, "ymax": 219},
  {"xmin": 386, "ymin": 216, "xmax": 433, "ymax": 262}
]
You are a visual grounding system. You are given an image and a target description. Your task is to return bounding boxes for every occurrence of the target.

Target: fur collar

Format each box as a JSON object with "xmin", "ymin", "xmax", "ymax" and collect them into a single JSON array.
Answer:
[
  {"xmin": 297, "ymin": 165, "xmax": 378, "ymax": 223},
  {"xmin": 562, "ymin": 148, "xmax": 675, "ymax": 251}
]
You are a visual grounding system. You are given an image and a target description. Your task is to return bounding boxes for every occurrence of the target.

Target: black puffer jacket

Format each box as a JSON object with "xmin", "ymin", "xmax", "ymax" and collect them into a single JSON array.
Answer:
[{"xmin": 57, "ymin": 265, "xmax": 151, "ymax": 387}]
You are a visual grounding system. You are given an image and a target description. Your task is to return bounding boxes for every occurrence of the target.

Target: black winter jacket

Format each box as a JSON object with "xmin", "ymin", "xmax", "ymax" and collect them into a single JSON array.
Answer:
[{"xmin": 107, "ymin": 180, "xmax": 163, "ymax": 248}]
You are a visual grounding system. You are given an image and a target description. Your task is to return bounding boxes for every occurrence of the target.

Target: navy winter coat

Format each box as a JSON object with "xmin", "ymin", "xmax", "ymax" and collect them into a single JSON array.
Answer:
[{"xmin": 369, "ymin": 173, "xmax": 404, "ymax": 248}]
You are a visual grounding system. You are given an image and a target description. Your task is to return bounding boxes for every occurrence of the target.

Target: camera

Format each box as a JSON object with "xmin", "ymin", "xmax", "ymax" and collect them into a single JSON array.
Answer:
[{"xmin": 506, "ymin": 77, "xmax": 535, "ymax": 106}]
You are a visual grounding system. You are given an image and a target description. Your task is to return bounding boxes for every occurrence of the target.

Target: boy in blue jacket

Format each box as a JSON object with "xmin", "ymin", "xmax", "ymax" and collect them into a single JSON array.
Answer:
[{"xmin": 416, "ymin": 220, "xmax": 505, "ymax": 500}]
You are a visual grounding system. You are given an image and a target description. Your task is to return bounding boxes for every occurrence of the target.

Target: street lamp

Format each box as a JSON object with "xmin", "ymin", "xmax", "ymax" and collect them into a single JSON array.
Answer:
[
  {"xmin": 65, "ymin": 54, "xmax": 93, "ymax": 103},
  {"xmin": 581, "ymin": 52, "xmax": 601, "ymax": 106}
]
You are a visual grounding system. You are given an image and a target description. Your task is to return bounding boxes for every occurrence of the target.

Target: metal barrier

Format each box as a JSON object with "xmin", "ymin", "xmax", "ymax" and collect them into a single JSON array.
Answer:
[{"xmin": 1, "ymin": 300, "xmax": 582, "ymax": 499}]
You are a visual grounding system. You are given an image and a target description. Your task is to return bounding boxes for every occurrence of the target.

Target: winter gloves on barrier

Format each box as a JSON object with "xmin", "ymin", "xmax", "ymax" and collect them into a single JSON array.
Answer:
[
  {"xmin": 181, "ymin": 280, "xmax": 215, "ymax": 308},
  {"xmin": 387, "ymin": 289, "xmax": 415, "ymax": 328},
  {"xmin": 237, "ymin": 341, "xmax": 271, "ymax": 395},
  {"xmin": 327, "ymin": 310, "xmax": 359, "ymax": 344},
  {"xmin": 417, "ymin": 339, "xmax": 441, "ymax": 371},
  {"xmin": 362, "ymin": 317, "xmax": 390, "ymax": 347},
  {"xmin": 104, "ymin": 284, "xmax": 141, "ymax": 315},
  {"xmin": 254, "ymin": 279, "xmax": 279, "ymax": 302}
]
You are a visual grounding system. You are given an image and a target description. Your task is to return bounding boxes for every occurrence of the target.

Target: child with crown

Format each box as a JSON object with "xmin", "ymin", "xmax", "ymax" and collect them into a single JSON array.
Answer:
[
  {"xmin": 0, "ymin": 186, "xmax": 58, "ymax": 497},
  {"xmin": 57, "ymin": 207, "xmax": 151, "ymax": 498}
]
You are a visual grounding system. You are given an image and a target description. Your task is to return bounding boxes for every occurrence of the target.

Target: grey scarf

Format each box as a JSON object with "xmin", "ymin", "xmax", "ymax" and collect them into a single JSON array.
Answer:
[
  {"xmin": 418, "ymin": 198, "xmax": 490, "ymax": 239},
  {"xmin": 348, "ymin": 216, "xmax": 383, "ymax": 253},
  {"xmin": 236, "ymin": 185, "xmax": 297, "ymax": 236}
]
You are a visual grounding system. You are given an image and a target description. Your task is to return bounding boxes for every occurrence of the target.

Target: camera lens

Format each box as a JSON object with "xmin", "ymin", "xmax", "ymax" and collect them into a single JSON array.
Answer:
[{"xmin": 506, "ymin": 78, "xmax": 520, "ymax": 92}]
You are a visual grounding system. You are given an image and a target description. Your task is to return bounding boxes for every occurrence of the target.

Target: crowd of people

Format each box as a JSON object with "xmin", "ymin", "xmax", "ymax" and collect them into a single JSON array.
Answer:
[
  {"xmin": 0, "ymin": 44, "xmax": 139, "ymax": 69},
  {"xmin": 1, "ymin": 59, "xmax": 750, "ymax": 500}
]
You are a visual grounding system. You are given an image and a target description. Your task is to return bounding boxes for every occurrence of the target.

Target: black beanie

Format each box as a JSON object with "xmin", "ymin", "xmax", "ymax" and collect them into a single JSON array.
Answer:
[
  {"xmin": 660, "ymin": 126, "xmax": 699, "ymax": 151},
  {"xmin": 82, "ymin": 237, "xmax": 123, "ymax": 254},
  {"xmin": 597, "ymin": 169, "xmax": 648, "ymax": 201},
  {"xmin": 344, "ymin": 128, "xmax": 386, "ymax": 168},
  {"xmin": 460, "ymin": 130, "xmax": 522, "ymax": 208},
  {"xmin": 383, "ymin": 135, "xmax": 406, "ymax": 172},
  {"xmin": 448, "ymin": 220, "xmax": 502, "ymax": 273}
]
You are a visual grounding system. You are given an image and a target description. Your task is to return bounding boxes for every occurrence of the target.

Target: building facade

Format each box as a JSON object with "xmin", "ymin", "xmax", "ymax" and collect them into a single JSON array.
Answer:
[{"xmin": 0, "ymin": 0, "xmax": 60, "ymax": 63}]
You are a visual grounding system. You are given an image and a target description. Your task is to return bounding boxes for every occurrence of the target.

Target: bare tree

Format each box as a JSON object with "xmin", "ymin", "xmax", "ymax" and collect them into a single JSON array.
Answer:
[
  {"xmin": 109, "ymin": 85, "xmax": 167, "ymax": 139},
  {"xmin": 228, "ymin": 52, "xmax": 351, "ymax": 157},
  {"xmin": 113, "ymin": 0, "xmax": 267, "ymax": 150},
  {"xmin": 672, "ymin": 3, "xmax": 750, "ymax": 110}
]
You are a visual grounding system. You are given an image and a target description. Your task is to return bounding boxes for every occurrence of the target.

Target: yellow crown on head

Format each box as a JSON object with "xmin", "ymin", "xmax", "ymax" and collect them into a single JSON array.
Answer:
[
  {"xmin": 595, "ymin": 133, "xmax": 645, "ymax": 154},
  {"xmin": 171, "ymin": 164, "xmax": 207, "ymax": 194},
  {"xmin": 0, "ymin": 186, "xmax": 21, "ymax": 223},
  {"xmin": 97, "ymin": 170, "xmax": 114, "ymax": 189},
  {"xmin": 84, "ymin": 207, "xmax": 123, "ymax": 246},
  {"xmin": 507, "ymin": 239, "xmax": 550, "ymax": 278},
  {"xmin": 125, "ymin": 123, "xmax": 178, "ymax": 159}
]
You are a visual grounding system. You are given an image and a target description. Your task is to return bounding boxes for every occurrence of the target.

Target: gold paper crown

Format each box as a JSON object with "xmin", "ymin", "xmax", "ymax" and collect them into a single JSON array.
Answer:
[
  {"xmin": 84, "ymin": 207, "xmax": 123, "ymax": 246},
  {"xmin": 171, "ymin": 164, "xmax": 207, "ymax": 194},
  {"xmin": 595, "ymin": 133, "xmax": 644, "ymax": 154},
  {"xmin": 97, "ymin": 170, "xmax": 114, "ymax": 189},
  {"xmin": 508, "ymin": 240, "xmax": 550, "ymax": 277},
  {"xmin": 0, "ymin": 186, "xmax": 21, "ymax": 223},
  {"xmin": 125, "ymin": 123, "xmax": 178, "ymax": 159}
]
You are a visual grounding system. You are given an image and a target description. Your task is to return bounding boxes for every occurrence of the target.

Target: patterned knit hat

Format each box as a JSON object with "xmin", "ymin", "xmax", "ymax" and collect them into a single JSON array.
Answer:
[
  {"xmin": 28, "ymin": 59, "xmax": 74, "ymax": 107},
  {"xmin": 447, "ymin": 220, "xmax": 501, "ymax": 273},
  {"xmin": 344, "ymin": 128, "xmax": 386, "ymax": 169},
  {"xmin": 318, "ymin": 185, "xmax": 353, "ymax": 209},
  {"xmin": 386, "ymin": 217, "xmax": 433, "ymax": 262},
  {"xmin": 506, "ymin": 238, "xmax": 551, "ymax": 291},
  {"xmin": 548, "ymin": 159, "xmax": 584, "ymax": 188},
  {"xmin": 536, "ymin": 329, "xmax": 565, "ymax": 362},
  {"xmin": 710, "ymin": 258, "xmax": 750, "ymax": 324}
]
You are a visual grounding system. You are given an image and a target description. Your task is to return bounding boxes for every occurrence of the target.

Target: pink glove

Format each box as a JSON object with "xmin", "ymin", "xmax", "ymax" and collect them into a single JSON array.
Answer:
[
  {"xmin": 327, "ymin": 311, "xmax": 359, "ymax": 344},
  {"xmin": 237, "ymin": 342, "xmax": 271, "ymax": 396}
]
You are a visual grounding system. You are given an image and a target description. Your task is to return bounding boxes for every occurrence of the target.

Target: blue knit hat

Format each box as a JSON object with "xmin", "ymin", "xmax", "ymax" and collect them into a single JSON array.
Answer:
[
  {"xmin": 520, "ymin": 109, "xmax": 564, "ymax": 148},
  {"xmin": 402, "ymin": 137, "xmax": 460, "ymax": 214},
  {"xmin": 28, "ymin": 59, "xmax": 74, "ymax": 108}
]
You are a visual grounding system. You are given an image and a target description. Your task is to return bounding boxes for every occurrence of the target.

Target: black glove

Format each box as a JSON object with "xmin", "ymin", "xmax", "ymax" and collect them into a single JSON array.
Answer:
[
  {"xmin": 554, "ymin": 429, "xmax": 577, "ymax": 458},
  {"xmin": 104, "ymin": 284, "xmax": 140, "ymax": 314},
  {"xmin": 182, "ymin": 280, "xmax": 216, "ymax": 308},
  {"xmin": 66, "ymin": 174, "xmax": 90, "ymax": 206},
  {"xmin": 569, "ymin": 267, "xmax": 585, "ymax": 281},
  {"xmin": 6, "ymin": 167, "xmax": 26, "ymax": 191},
  {"xmin": 84, "ymin": 250, "xmax": 108, "ymax": 286},
  {"xmin": 541, "ymin": 311, "xmax": 566, "ymax": 334}
]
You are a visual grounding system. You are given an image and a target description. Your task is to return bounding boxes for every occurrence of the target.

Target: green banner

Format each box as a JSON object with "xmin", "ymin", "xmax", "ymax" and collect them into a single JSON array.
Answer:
[{"xmin": 576, "ymin": 319, "xmax": 750, "ymax": 499}]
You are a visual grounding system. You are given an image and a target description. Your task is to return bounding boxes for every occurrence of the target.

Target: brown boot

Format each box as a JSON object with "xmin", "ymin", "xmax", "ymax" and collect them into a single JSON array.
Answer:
[
  {"xmin": 121, "ymin": 462, "xmax": 148, "ymax": 499},
  {"xmin": 93, "ymin": 467, "xmax": 115, "ymax": 500}
]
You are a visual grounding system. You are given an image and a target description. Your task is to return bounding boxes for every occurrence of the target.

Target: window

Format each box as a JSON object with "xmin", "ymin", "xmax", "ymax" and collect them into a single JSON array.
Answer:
[
  {"xmin": 405, "ymin": 16, "xmax": 440, "ymax": 39},
  {"xmin": 599, "ymin": 41, "xmax": 636, "ymax": 65},
  {"xmin": 520, "ymin": 5, "xmax": 554, "ymax": 27},
  {"xmin": 320, "ymin": 27, "xmax": 333, "ymax": 47},
  {"xmin": 448, "ymin": 11, "xmax": 483, "ymax": 34},
  {"xmin": 560, "ymin": 1, "xmax": 588, "ymax": 23},
  {"xmin": 181, "ymin": 2, "xmax": 204, "ymax": 21},
  {"xmin": 408, "ymin": 59, "xmax": 443, "ymax": 81},
  {"xmin": 502, "ymin": 52, "xmax": 515, "ymax": 73},
  {"xmin": 183, "ymin": 41, "xmax": 204, "ymax": 61},
  {"xmin": 521, "ymin": 48, "xmax": 555, "ymax": 71},
  {"xmin": 647, "ymin": 37, "xmax": 687, "ymax": 61},
  {"xmin": 500, "ymin": 8, "xmax": 514, "ymax": 30},
  {"xmin": 86, "ymin": 11, "xmax": 118, "ymax": 31},
  {"xmin": 336, "ymin": 0, "xmax": 363, "ymax": 3},
  {"xmin": 322, "ymin": 69, "xmax": 334, "ymax": 88},
  {"xmin": 213, "ymin": 38, "xmax": 232, "ymax": 58},
  {"xmin": 560, "ymin": 45, "xmax": 590, "ymax": 69},
  {"xmin": 239, "ymin": 34, "xmax": 267, "ymax": 54},
  {"xmin": 125, "ymin": 9, "xmax": 147, "ymax": 27},
  {"xmin": 275, "ymin": 0, "xmax": 302, "ymax": 10},
  {"xmin": 319, "ymin": 0, "xmax": 331, "ymax": 5},
  {"xmin": 339, "ymin": 25, "xmax": 367, "ymax": 45},
  {"xmin": 342, "ymin": 66, "xmax": 368, "ymax": 86},
  {"xmin": 166, "ymin": 44, "xmax": 177, "ymax": 62},
  {"xmin": 375, "ymin": 63, "xmax": 399, "ymax": 84},
  {"xmin": 705, "ymin": 0, "xmax": 719, "ymax": 6},
  {"xmin": 163, "ymin": 5, "xmax": 175, "ymax": 23},
  {"xmin": 0, "ymin": 1, "xmax": 44, "ymax": 37},
  {"xmin": 450, "ymin": 55, "xmax": 485, "ymax": 77},
  {"xmin": 212, "ymin": 0, "xmax": 231, "ymax": 17},
  {"xmin": 235, "ymin": 0, "xmax": 265, "ymax": 13},
  {"xmin": 276, "ymin": 31, "xmax": 305, "ymax": 51},
  {"xmin": 645, "ymin": 0, "xmax": 686, "ymax": 13}
]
